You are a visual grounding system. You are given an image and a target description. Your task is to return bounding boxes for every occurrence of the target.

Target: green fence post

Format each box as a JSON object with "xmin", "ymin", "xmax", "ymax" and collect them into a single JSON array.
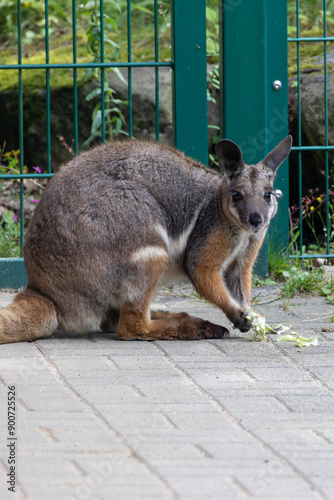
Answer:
[
  {"xmin": 221, "ymin": 0, "xmax": 289, "ymax": 275},
  {"xmin": 171, "ymin": 0, "xmax": 208, "ymax": 165}
]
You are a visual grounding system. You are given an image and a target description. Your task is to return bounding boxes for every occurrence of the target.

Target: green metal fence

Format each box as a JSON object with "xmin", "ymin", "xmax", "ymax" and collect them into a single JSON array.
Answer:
[
  {"xmin": 288, "ymin": 0, "xmax": 334, "ymax": 262},
  {"xmin": 0, "ymin": 0, "xmax": 208, "ymax": 288}
]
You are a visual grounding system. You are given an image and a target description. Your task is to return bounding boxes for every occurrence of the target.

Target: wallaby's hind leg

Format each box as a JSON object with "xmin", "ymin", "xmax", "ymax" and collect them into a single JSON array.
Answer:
[
  {"xmin": 0, "ymin": 288, "xmax": 58, "ymax": 344},
  {"xmin": 151, "ymin": 310, "xmax": 193, "ymax": 320}
]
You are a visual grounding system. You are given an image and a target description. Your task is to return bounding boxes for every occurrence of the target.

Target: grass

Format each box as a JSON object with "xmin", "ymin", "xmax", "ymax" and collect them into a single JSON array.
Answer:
[{"xmin": 268, "ymin": 241, "xmax": 334, "ymax": 309}]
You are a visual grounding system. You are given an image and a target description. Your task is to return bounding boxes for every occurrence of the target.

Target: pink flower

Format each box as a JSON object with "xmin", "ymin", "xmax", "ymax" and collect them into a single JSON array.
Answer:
[
  {"xmin": 12, "ymin": 214, "xmax": 19, "ymax": 223},
  {"xmin": 32, "ymin": 166, "xmax": 42, "ymax": 173},
  {"xmin": 31, "ymin": 199, "xmax": 39, "ymax": 203}
]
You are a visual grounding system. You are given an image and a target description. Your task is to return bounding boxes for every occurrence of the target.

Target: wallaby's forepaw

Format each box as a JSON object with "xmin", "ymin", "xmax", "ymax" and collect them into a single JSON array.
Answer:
[{"xmin": 232, "ymin": 311, "xmax": 252, "ymax": 333}]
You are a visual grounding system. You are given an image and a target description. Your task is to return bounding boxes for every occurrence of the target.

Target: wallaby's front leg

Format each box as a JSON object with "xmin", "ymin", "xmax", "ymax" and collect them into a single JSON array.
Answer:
[
  {"xmin": 185, "ymin": 234, "xmax": 252, "ymax": 332},
  {"xmin": 192, "ymin": 266, "xmax": 251, "ymax": 332},
  {"xmin": 224, "ymin": 233, "xmax": 266, "ymax": 309}
]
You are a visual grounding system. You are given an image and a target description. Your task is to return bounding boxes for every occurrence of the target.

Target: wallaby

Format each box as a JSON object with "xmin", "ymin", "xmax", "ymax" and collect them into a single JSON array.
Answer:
[{"xmin": 0, "ymin": 136, "xmax": 292, "ymax": 344}]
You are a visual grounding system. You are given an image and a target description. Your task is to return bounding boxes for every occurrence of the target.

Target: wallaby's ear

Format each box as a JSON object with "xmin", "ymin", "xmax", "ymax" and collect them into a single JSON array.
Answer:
[
  {"xmin": 262, "ymin": 135, "xmax": 293, "ymax": 172},
  {"xmin": 215, "ymin": 139, "xmax": 244, "ymax": 179}
]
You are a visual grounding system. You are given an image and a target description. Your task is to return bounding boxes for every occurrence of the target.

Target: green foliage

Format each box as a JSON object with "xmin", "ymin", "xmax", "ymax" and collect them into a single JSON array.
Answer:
[
  {"xmin": 0, "ymin": 146, "xmax": 45, "ymax": 258},
  {"xmin": 288, "ymin": 0, "xmax": 334, "ymax": 36},
  {"xmin": 0, "ymin": 211, "xmax": 20, "ymax": 258},
  {"xmin": 288, "ymin": 0, "xmax": 334, "ymax": 75},
  {"xmin": 0, "ymin": 147, "xmax": 23, "ymax": 195},
  {"xmin": 252, "ymin": 276, "xmax": 276, "ymax": 288},
  {"xmin": 290, "ymin": 182, "xmax": 334, "ymax": 257},
  {"xmin": 280, "ymin": 266, "xmax": 327, "ymax": 296},
  {"xmin": 109, "ymin": 0, "xmax": 172, "ymax": 62},
  {"xmin": 0, "ymin": 147, "xmax": 20, "ymax": 173},
  {"xmin": 278, "ymin": 264, "xmax": 334, "ymax": 309},
  {"xmin": 269, "ymin": 239, "xmax": 334, "ymax": 309},
  {"xmin": 206, "ymin": 3, "xmax": 219, "ymax": 62},
  {"xmin": 81, "ymin": 0, "xmax": 128, "ymax": 147},
  {"xmin": 268, "ymin": 238, "xmax": 292, "ymax": 281},
  {"xmin": 0, "ymin": 0, "xmax": 73, "ymax": 46}
]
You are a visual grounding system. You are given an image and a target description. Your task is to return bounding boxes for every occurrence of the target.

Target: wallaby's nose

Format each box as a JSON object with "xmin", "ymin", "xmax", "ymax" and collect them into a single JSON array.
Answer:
[{"xmin": 249, "ymin": 212, "xmax": 262, "ymax": 229}]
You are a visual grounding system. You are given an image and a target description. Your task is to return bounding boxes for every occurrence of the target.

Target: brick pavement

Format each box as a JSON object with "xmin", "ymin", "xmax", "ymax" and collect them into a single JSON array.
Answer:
[{"xmin": 0, "ymin": 285, "xmax": 334, "ymax": 499}]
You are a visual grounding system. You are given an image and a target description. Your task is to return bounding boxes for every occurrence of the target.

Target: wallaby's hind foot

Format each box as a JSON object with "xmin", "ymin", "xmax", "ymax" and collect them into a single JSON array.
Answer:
[
  {"xmin": 151, "ymin": 309, "xmax": 229, "ymax": 338},
  {"xmin": 151, "ymin": 310, "xmax": 197, "ymax": 320},
  {"xmin": 0, "ymin": 289, "xmax": 58, "ymax": 344},
  {"xmin": 118, "ymin": 307, "xmax": 229, "ymax": 341}
]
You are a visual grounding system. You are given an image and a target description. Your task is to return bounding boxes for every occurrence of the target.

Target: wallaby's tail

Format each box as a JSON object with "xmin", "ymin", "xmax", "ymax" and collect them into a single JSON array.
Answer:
[{"xmin": 0, "ymin": 289, "xmax": 58, "ymax": 344}]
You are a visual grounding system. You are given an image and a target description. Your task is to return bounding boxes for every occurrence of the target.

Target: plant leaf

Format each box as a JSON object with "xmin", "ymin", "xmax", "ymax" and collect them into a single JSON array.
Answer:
[
  {"xmin": 111, "ymin": 67, "xmax": 127, "ymax": 85},
  {"xmin": 86, "ymin": 87, "xmax": 102, "ymax": 101},
  {"xmin": 133, "ymin": 5, "xmax": 153, "ymax": 15}
]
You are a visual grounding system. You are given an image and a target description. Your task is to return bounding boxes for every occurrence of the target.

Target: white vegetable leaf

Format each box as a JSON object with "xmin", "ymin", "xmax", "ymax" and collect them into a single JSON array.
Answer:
[
  {"xmin": 276, "ymin": 333, "xmax": 318, "ymax": 348},
  {"xmin": 245, "ymin": 310, "xmax": 318, "ymax": 348}
]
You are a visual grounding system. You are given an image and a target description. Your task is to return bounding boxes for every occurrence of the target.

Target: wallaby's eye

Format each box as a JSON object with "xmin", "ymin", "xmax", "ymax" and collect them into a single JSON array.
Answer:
[
  {"xmin": 264, "ymin": 192, "xmax": 272, "ymax": 201},
  {"xmin": 232, "ymin": 191, "xmax": 243, "ymax": 202}
]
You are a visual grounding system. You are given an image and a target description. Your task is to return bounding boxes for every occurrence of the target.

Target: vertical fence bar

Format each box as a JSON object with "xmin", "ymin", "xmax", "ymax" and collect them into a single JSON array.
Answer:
[
  {"xmin": 323, "ymin": 1, "xmax": 330, "ymax": 259},
  {"xmin": 100, "ymin": 0, "xmax": 105, "ymax": 143},
  {"xmin": 17, "ymin": 0, "xmax": 24, "ymax": 254},
  {"xmin": 72, "ymin": 0, "xmax": 79, "ymax": 155},
  {"xmin": 263, "ymin": 0, "xmax": 269, "ymax": 155},
  {"xmin": 45, "ymin": 0, "xmax": 51, "ymax": 173},
  {"xmin": 154, "ymin": 0, "xmax": 160, "ymax": 141},
  {"xmin": 127, "ymin": 0, "xmax": 133, "ymax": 138},
  {"xmin": 171, "ymin": 0, "xmax": 208, "ymax": 164},
  {"xmin": 296, "ymin": 0, "xmax": 303, "ymax": 256},
  {"xmin": 265, "ymin": 1, "xmax": 289, "ymax": 252}
]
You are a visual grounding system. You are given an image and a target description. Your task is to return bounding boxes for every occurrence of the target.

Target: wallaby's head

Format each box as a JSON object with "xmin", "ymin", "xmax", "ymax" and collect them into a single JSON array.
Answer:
[{"xmin": 215, "ymin": 136, "xmax": 292, "ymax": 233}]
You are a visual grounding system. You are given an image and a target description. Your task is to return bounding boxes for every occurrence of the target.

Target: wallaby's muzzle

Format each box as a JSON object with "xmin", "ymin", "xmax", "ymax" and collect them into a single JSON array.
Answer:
[{"xmin": 249, "ymin": 212, "xmax": 263, "ymax": 232}]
